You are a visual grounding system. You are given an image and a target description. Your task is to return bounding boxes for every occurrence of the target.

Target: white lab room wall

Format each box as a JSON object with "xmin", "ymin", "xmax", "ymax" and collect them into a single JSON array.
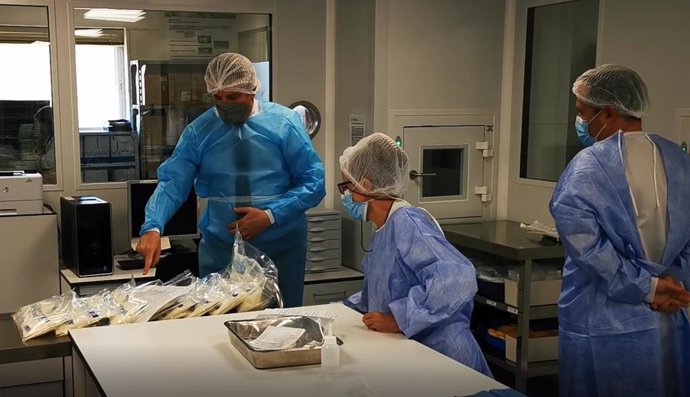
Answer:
[
  {"xmin": 503, "ymin": 0, "xmax": 690, "ymax": 226},
  {"xmin": 335, "ymin": 0, "xmax": 505, "ymax": 269},
  {"xmin": 32, "ymin": 0, "xmax": 330, "ymax": 254}
]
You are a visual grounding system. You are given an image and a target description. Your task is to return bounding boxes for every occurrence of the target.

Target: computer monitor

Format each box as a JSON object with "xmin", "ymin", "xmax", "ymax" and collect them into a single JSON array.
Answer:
[{"xmin": 127, "ymin": 180, "xmax": 199, "ymax": 242}]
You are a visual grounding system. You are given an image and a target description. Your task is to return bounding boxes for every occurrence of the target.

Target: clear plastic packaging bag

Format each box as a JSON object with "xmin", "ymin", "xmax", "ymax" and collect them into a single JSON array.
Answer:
[
  {"xmin": 12, "ymin": 291, "xmax": 76, "ymax": 342},
  {"xmin": 109, "ymin": 279, "xmax": 150, "ymax": 325},
  {"xmin": 227, "ymin": 229, "xmax": 283, "ymax": 312},
  {"xmin": 55, "ymin": 289, "xmax": 122, "ymax": 336}
]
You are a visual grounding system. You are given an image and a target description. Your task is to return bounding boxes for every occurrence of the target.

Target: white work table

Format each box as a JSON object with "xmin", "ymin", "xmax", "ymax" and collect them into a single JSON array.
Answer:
[{"xmin": 70, "ymin": 303, "xmax": 505, "ymax": 397}]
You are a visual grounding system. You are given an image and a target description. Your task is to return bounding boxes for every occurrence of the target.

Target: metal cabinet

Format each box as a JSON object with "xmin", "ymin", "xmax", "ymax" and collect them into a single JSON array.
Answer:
[
  {"xmin": 442, "ymin": 220, "xmax": 564, "ymax": 393},
  {"xmin": 303, "ymin": 267, "xmax": 364, "ymax": 306},
  {"xmin": 0, "ymin": 208, "xmax": 64, "ymax": 396},
  {"xmin": 305, "ymin": 209, "xmax": 341, "ymax": 273}
]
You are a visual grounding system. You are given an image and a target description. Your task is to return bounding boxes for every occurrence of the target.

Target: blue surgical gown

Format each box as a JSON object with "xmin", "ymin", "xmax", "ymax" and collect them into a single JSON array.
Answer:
[
  {"xmin": 141, "ymin": 101, "xmax": 326, "ymax": 307},
  {"xmin": 550, "ymin": 132, "xmax": 690, "ymax": 397},
  {"xmin": 345, "ymin": 206, "xmax": 492, "ymax": 377}
]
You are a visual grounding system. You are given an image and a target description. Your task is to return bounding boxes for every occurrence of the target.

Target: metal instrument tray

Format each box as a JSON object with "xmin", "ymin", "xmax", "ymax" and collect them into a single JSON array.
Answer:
[{"xmin": 224, "ymin": 315, "xmax": 342, "ymax": 369}]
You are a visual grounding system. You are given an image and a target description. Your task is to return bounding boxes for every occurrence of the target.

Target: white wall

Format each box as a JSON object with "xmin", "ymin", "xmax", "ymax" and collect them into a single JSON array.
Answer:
[
  {"xmin": 503, "ymin": 0, "xmax": 690, "ymax": 225},
  {"xmin": 374, "ymin": 0, "xmax": 505, "ymax": 126},
  {"xmin": 335, "ymin": 0, "xmax": 505, "ymax": 269}
]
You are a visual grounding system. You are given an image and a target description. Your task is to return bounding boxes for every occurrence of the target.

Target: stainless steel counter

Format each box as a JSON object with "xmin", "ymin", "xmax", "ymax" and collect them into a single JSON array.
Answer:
[
  {"xmin": 0, "ymin": 313, "xmax": 70, "ymax": 365},
  {"xmin": 442, "ymin": 220, "xmax": 563, "ymax": 260}
]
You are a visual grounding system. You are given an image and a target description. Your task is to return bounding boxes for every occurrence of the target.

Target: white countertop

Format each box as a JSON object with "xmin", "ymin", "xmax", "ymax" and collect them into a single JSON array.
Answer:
[{"xmin": 70, "ymin": 303, "xmax": 505, "ymax": 397}]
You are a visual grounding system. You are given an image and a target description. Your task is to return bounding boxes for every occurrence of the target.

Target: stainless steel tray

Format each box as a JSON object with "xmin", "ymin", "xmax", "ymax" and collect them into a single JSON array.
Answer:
[{"xmin": 224, "ymin": 315, "xmax": 341, "ymax": 369}]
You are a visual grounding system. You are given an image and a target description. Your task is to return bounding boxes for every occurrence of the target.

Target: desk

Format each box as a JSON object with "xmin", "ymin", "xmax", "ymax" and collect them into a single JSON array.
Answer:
[
  {"xmin": 442, "ymin": 220, "xmax": 564, "ymax": 392},
  {"xmin": 70, "ymin": 303, "xmax": 506, "ymax": 397},
  {"xmin": 60, "ymin": 257, "xmax": 158, "ymax": 296},
  {"xmin": 0, "ymin": 313, "xmax": 69, "ymax": 395}
]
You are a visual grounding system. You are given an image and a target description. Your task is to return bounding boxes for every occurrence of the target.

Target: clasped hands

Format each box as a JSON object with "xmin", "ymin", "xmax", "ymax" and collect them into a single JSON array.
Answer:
[
  {"xmin": 651, "ymin": 276, "xmax": 690, "ymax": 314},
  {"xmin": 227, "ymin": 207, "xmax": 271, "ymax": 241}
]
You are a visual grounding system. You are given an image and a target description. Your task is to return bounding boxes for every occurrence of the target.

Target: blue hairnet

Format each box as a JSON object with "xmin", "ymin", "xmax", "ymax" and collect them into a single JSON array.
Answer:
[{"xmin": 572, "ymin": 64, "xmax": 650, "ymax": 119}]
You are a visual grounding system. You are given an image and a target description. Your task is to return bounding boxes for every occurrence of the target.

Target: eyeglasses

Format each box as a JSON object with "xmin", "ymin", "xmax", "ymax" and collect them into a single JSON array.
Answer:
[{"xmin": 337, "ymin": 181, "xmax": 353, "ymax": 195}]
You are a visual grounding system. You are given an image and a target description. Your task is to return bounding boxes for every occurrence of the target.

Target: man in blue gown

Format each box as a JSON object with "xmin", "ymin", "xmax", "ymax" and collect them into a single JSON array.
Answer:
[
  {"xmin": 550, "ymin": 64, "xmax": 690, "ymax": 397},
  {"xmin": 136, "ymin": 53, "xmax": 325, "ymax": 307},
  {"xmin": 339, "ymin": 132, "xmax": 492, "ymax": 377}
]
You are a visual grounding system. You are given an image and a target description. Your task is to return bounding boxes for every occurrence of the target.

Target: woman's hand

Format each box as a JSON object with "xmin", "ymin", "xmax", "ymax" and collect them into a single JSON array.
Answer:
[{"xmin": 362, "ymin": 311, "xmax": 401, "ymax": 333}]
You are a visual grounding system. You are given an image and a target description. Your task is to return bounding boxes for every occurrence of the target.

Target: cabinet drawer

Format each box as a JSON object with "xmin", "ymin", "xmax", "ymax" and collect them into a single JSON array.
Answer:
[
  {"xmin": 303, "ymin": 279, "xmax": 363, "ymax": 306},
  {"xmin": 0, "ymin": 359, "xmax": 63, "ymax": 387},
  {"xmin": 307, "ymin": 229, "xmax": 340, "ymax": 242},
  {"xmin": 305, "ymin": 257, "xmax": 341, "ymax": 272},
  {"xmin": 306, "ymin": 219, "xmax": 340, "ymax": 233},
  {"xmin": 307, "ymin": 239, "xmax": 340, "ymax": 252},
  {"xmin": 307, "ymin": 214, "xmax": 340, "ymax": 224},
  {"xmin": 306, "ymin": 248, "xmax": 340, "ymax": 261}
]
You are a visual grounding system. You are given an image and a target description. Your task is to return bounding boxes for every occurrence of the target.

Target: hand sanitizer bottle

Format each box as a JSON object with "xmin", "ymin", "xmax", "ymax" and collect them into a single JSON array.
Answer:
[{"xmin": 321, "ymin": 323, "xmax": 340, "ymax": 375}]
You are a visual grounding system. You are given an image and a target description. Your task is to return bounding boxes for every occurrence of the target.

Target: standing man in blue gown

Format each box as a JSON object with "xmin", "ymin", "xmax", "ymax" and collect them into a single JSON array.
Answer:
[
  {"xmin": 551, "ymin": 64, "xmax": 690, "ymax": 397},
  {"xmin": 136, "ymin": 53, "xmax": 325, "ymax": 307}
]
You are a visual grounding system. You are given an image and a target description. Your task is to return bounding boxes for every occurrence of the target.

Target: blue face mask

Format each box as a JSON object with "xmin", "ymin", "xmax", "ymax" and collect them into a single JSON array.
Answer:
[
  {"xmin": 341, "ymin": 192, "xmax": 368, "ymax": 221},
  {"xmin": 575, "ymin": 110, "xmax": 605, "ymax": 147}
]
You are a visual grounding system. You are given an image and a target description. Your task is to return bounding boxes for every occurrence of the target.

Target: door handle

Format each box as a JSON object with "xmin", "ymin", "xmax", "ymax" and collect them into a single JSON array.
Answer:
[{"xmin": 409, "ymin": 170, "xmax": 437, "ymax": 180}]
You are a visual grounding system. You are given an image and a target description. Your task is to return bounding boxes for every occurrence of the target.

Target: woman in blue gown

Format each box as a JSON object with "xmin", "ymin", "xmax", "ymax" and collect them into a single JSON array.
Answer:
[{"xmin": 339, "ymin": 132, "xmax": 492, "ymax": 377}]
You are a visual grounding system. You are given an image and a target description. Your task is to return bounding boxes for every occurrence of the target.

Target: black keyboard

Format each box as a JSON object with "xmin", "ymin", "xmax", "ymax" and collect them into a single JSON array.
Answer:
[{"xmin": 117, "ymin": 258, "xmax": 145, "ymax": 270}]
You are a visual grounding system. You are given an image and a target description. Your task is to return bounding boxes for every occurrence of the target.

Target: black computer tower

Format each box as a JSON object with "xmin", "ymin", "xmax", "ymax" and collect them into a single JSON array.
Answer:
[{"xmin": 60, "ymin": 196, "xmax": 113, "ymax": 276}]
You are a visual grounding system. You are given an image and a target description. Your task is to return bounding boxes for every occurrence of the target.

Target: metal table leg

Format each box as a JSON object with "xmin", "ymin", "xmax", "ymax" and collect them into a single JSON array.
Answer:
[{"xmin": 516, "ymin": 258, "xmax": 532, "ymax": 392}]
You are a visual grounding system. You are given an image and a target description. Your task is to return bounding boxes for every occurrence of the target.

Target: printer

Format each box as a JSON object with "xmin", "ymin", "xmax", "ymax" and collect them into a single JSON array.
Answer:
[{"xmin": 0, "ymin": 171, "xmax": 43, "ymax": 216}]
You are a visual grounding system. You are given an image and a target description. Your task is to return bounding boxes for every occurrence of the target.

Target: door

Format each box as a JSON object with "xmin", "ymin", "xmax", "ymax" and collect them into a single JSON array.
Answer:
[{"xmin": 403, "ymin": 125, "xmax": 486, "ymax": 219}]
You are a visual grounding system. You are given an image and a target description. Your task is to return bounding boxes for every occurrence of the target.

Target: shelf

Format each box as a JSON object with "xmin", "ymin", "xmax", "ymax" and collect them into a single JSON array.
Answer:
[
  {"xmin": 484, "ymin": 352, "xmax": 559, "ymax": 377},
  {"xmin": 474, "ymin": 295, "xmax": 558, "ymax": 320},
  {"xmin": 474, "ymin": 295, "xmax": 519, "ymax": 315},
  {"xmin": 81, "ymin": 163, "xmax": 137, "ymax": 170}
]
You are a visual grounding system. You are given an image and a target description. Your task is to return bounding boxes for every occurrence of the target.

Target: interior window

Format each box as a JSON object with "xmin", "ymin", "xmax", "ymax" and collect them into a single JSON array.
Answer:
[
  {"xmin": 73, "ymin": 9, "xmax": 272, "ymax": 183},
  {"xmin": 519, "ymin": 0, "xmax": 599, "ymax": 182},
  {"xmin": 0, "ymin": 6, "xmax": 56, "ymax": 184}
]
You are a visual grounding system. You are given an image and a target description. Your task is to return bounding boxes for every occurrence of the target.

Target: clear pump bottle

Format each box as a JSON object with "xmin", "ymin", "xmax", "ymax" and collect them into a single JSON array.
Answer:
[{"xmin": 321, "ymin": 323, "xmax": 340, "ymax": 374}]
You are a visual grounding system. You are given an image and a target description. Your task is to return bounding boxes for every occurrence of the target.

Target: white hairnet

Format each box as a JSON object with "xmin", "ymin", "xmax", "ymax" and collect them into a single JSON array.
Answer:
[
  {"xmin": 204, "ymin": 53, "xmax": 260, "ymax": 95},
  {"xmin": 339, "ymin": 132, "xmax": 409, "ymax": 198},
  {"xmin": 572, "ymin": 64, "xmax": 650, "ymax": 119}
]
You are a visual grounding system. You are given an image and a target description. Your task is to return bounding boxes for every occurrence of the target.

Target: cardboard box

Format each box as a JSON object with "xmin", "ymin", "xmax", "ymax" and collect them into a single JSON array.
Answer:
[
  {"xmin": 110, "ymin": 168, "xmax": 138, "ymax": 182},
  {"xmin": 110, "ymin": 135, "xmax": 135, "ymax": 158},
  {"xmin": 168, "ymin": 72, "xmax": 193, "ymax": 104},
  {"xmin": 81, "ymin": 134, "xmax": 111, "ymax": 162},
  {"xmin": 82, "ymin": 169, "xmax": 108, "ymax": 183},
  {"xmin": 190, "ymin": 74, "xmax": 207, "ymax": 102},
  {"xmin": 142, "ymin": 73, "xmax": 168, "ymax": 106},
  {"xmin": 504, "ymin": 278, "xmax": 562, "ymax": 307},
  {"xmin": 141, "ymin": 114, "xmax": 166, "ymax": 146},
  {"xmin": 505, "ymin": 334, "xmax": 558, "ymax": 362}
]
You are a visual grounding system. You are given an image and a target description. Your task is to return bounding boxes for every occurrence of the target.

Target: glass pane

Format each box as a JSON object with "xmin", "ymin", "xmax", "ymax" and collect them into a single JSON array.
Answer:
[
  {"xmin": 73, "ymin": 9, "xmax": 271, "ymax": 182},
  {"xmin": 421, "ymin": 148, "xmax": 464, "ymax": 198},
  {"xmin": 0, "ymin": 6, "xmax": 55, "ymax": 184},
  {"xmin": 519, "ymin": 0, "xmax": 598, "ymax": 181}
]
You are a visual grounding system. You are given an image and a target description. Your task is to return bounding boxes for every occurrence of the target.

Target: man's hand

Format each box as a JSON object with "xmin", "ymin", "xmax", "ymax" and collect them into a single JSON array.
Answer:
[
  {"xmin": 362, "ymin": 312, "xmax": 401, "ymax": 333},
  {"xmin": 135, "ymin": 231, "xmax": 161, "ymax": 275},
  {"xmin": 228, "ymin": 207, "xmax": 271, "ymax": 240},
  {"xmin": 651, "ymin": 276, "xmax": 690, "ymax": 314}
]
